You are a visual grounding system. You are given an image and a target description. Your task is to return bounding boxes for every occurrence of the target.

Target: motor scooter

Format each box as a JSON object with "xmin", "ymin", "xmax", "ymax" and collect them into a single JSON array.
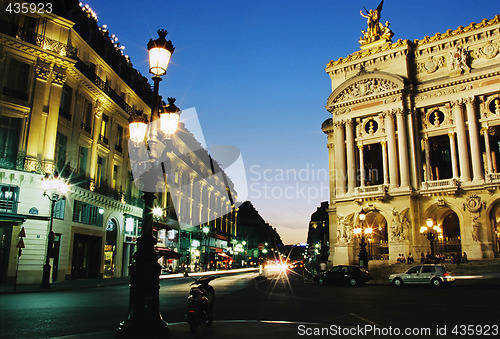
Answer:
[{"xmin": 185, "ymin": 275, "xmax": 218, "ymax": 334}]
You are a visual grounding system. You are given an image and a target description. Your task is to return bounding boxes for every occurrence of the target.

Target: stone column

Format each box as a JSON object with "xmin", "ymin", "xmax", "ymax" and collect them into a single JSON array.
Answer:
[
  {"xmin": 345, "ymin": 119, "xmax": 356, "ymax": 193},
  {"xmin": 26, "ymin": 64, "xmax": 50, "ymax": 162},
  {"xmin": 108, "ymin": 118, "xmax": 117, "ymax": 186},
  {"xmin": 448, "ymin": 132, "xmax": 459, "ymax": 179},
  {"xmin": 89, "ymin": 100, "xmax": 103, "ymax": 181},
  {"xmin": 358, "ymin": 144, "xmax": 365, "ymax": 187},
  {"xmin": 334, "ymin": 122, "xmax": 346, "ymax": 195},
  {"xmin": 327, "ymin": 142, "xmax": 336, "ymax": 198},
  {"xmin": 381, "ymin": 141, "xmax": 389, "ymax": 185},
  {"xmin": 42, "ymin": 69, "xmax": 66, "ymax": 172},
  {"xmin": 423, "ymin": 135, "xmax": 431, "ymax": 181},
  {"xmin": 396, "ymin": 109, "xmax": 410, "ymax": 188},
  {"xmin": 465, "ymin": 97, "xmax": 484, "ymax": 181},
  {"xmin": 385, "ymin": 111, "xmax": 399, "ymax": 187},
  {"xmin": 482, "ymin": 126, "xmax": 493, "ymax": 175},
  {"xmin": 452, "ymin": 99, "xmax": 471, "ymax": 182}
]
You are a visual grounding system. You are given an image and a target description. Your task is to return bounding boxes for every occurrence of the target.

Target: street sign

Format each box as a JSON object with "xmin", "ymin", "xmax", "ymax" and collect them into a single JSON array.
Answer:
[
  {"xmin": 18, "ymin": 227, "xmax": 26, "ymax": 238},
  {"xmin": 257, "ymin": 243, "xmax": 264, "ymax": 250},
  {"xmin": 16, "ymin": 238, "xmax": 25, "ymax": 249}
]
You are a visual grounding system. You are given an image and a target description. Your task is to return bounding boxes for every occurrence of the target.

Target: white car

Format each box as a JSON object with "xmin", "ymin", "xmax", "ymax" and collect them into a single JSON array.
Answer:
[{"xmin": 389, "ymin": 264, "xmax": 455, "ymax": 287}]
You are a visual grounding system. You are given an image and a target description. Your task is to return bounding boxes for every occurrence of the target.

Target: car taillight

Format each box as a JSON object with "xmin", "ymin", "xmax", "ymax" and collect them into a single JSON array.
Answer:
[{"xmin": 443, "ymin": 273, "xmax": 449, "ymax": 276}]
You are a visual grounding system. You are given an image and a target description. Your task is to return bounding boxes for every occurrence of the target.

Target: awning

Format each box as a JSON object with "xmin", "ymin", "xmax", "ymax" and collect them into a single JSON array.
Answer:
[
  {"xmin": 156, "ymin": 247, "xmax": 182, "ymax": 259},
  {"xmin": 218, "ymin": 252, "xmax": 234, "ymax": 261},
  {"xmin": 0, "ymin": 213, "xmax": 27, "ymax": 223}
]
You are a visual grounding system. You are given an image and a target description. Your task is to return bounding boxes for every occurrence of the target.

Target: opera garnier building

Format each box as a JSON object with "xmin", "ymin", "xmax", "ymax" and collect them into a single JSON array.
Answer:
[{"xmin": 322, "ymin": 4, "xmax": 500, "ymax": 265}]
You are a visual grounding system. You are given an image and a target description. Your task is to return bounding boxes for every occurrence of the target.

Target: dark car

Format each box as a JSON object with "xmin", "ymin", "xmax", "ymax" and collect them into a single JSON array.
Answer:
[{"xmin": 314, "ymin": 265, "xmax": 371, "ymax": 286}]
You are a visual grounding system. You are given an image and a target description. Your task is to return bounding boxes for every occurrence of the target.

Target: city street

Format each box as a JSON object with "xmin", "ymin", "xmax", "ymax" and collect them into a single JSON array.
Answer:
[{"xmin": 0, "ymin": 270, "xmax": 499, "ymax": 338}]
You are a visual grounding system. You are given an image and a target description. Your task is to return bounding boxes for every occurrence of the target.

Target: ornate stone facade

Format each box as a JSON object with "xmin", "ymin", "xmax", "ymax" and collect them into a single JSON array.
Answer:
[{"xmin": 323, "ymin": 14, "xmax": 500, "ymax": 266}]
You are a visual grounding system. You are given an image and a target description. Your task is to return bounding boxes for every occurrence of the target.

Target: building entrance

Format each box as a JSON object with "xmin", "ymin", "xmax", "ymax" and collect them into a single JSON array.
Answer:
[
  {"xmin": 433, "ymin": 210, "xmax": 462, "ymax": 258},
  {"xmin": 71, "ymin": 233, "xmax": 102, "ymax": 279}
]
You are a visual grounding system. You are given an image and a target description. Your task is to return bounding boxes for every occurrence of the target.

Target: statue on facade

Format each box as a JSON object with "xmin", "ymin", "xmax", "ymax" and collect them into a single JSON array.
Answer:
[
  {"xmin": 391, "ymin": 207, "xmax": 410, "ymax": 242},
  {"xmin": 359, "ymin": 0, "xmax": 393, "ymax": 46},
  {"xmin": 449, "ymin": 46, "xmax": 470, "ymax": 74},
  {"xmin": 471, "ymin": 215, "xmax": 480, "ymax": 242},
  {"xmin": 337, "ymin": 213, "xmax": 354, "ymax": 243}
]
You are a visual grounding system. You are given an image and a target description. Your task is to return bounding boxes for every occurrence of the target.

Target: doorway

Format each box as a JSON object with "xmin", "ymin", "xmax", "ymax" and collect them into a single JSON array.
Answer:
[{"xmin": 71, "ymin": 233, "xmax": 102, "ymax": 279}]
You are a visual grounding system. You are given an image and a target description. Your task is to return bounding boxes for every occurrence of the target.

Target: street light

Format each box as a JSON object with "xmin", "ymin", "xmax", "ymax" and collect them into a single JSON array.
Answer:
[
  {"xmin": 40, "ymin": 172, "xmax": 69, "ymax": 289},
  {"xmin": 353, "ymin": 208, "xmax": 371, "ymax": 270},
  {"xmin": 202, "ymin": 225, "xmax": 210, "ymax": 271},
  {"xmin": 420, "ymin": 218, "xmax": 442, "ymax": 258},
  {"xmin": 117, "ymin": 29, "xmax": 178, "ymax": 338}
]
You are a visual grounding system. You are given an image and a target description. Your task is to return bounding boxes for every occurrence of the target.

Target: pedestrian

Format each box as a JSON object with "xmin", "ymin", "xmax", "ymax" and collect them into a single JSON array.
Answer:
[
  {"xmin": 319, "ymin": 262, "xmax": 327, "ymax": 271},
  {"xmin": 407, "ymin": 252, "xmax": 414, "ymax": 264},
  {"xmin": 420, "ymin": 252, "xmax": 425, "ymax": 263},
  {"xmin": 462, "ymin": 252, "xmax": 468, "ymax": 263}
]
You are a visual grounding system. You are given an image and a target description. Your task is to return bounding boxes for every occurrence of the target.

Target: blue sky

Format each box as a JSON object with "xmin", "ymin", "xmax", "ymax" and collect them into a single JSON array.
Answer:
[{"xmin": 82, "ymin": 0, "xmax": 500, "ymax": 244}]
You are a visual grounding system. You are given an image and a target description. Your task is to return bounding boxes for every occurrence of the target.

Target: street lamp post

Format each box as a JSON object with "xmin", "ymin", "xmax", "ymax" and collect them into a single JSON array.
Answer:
[
  {"xmin": 353, "ymin": 208, "xmax": 372, "ymax": 270},
  {"xmin": 202, "ymin": 225, "xmax": 210, "ymax": 271},
  {"xmin": 40, "ymin": 172, "xmax": 69, "ymax": 289},
  {"xmin": 117, "ymin": 29, "xmax": 178, "ymax": 338},
  {"xmin": 420, "ymin": 218, "xmax": 442, "ymax": 258}
]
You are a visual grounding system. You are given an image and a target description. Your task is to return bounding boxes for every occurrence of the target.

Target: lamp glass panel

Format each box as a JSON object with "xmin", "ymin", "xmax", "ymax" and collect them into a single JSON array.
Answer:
[
  {"xmin": 160, "ymin": 112, "xmax": 179, "ymax": 135},
  {"xmin": 129, "ymin": 122, "xmax": 147, "ymax": 142},
  {"xmin": 149, "ymin": 47, "xmax": 171, "ymax": 76}
]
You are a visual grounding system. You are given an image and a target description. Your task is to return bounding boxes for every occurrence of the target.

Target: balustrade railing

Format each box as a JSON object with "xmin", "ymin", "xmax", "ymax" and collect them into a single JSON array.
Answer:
[
  {"xmin": 75, "ymin": 59, "xmax": 134, "ymax": 115},
  {"xmin": 0, "ymin": 20, "xmax": 77, "ymax": 58},
  {"xmin": 421, "ymin": 178, "xmax": 458, "ymax": 191}
]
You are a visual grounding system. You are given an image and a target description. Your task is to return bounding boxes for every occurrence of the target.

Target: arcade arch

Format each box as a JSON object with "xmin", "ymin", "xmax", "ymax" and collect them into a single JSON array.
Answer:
[{"xmin": 426, "ymin": 206, "xmax": 461, "ymax": 258}]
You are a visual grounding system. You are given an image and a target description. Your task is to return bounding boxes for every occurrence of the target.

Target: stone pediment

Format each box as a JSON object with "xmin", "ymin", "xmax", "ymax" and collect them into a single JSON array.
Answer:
[{"xmin": 327, "ymin": 72, "xmax": 405, "ymax": 109}]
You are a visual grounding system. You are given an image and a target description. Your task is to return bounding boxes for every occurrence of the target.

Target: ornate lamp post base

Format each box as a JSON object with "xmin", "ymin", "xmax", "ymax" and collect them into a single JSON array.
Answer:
[
  {"xmin": 116, "ymin": 235, "xmax": 169, "ymax": 338},
  {"xmin": 358, "ymin": 237, "xmax": 369, "ymax": 270},
  {"xmin": 40, "ymin": 263, "xmax": 51, "ymax": 289}
]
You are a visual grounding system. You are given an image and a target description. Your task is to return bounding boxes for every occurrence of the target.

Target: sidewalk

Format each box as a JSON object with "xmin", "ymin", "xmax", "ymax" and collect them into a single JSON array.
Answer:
[
  {"xmin": 0, "ymin": 275, "xmax": 131, "ymax": 294},
  {"xmin": 0, "ymin": 268, "xmax": 260, "ymax": 294}
]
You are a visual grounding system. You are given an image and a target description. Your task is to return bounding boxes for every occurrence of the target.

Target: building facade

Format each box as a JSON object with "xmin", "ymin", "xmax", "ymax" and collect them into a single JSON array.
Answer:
[
  {"xmin": 0, "ymin": 0, "xmax": 237, "ymax": 284},
  {"xmin": 306, "ymin": 201, "xmax": 329, "ymax": 264},
  {"xmin": 322, "ymin": 11, "xmax": 500, "ymax": 266}
]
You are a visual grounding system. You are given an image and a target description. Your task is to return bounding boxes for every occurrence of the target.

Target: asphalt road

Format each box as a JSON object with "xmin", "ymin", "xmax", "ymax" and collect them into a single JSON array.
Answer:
[{"xmin": 0, "ymin": 270, "xmax": 499, "ymax": 338}]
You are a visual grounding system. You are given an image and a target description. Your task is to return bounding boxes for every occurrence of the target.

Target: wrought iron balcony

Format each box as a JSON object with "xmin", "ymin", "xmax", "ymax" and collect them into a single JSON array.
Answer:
[
  {"xmin": 0, "ymin": 20, "xmax": 78, "ymax": 59},
  {"xmin": 75, "ymin": 59, "xmax": 134, "ymax": 115}
]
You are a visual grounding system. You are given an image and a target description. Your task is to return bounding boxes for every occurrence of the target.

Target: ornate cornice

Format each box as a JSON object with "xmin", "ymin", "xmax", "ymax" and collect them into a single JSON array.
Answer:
[
  {"xmin": 414, "ymin": 15, "xmax": 500, "ymax": 47},
  {"xmin": 326, "ymin": 39, "xmax": 409, "ymax": 69}
]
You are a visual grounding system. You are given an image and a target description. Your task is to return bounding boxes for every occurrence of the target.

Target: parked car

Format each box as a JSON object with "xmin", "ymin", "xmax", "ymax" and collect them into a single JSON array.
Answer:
[
  {"xmin": 314, "ymin": 265, "xmax": 371, "ymax": 286},
  {"xmin": 388, "ymin": 264, "xmax": 455, "ymax": 287}
]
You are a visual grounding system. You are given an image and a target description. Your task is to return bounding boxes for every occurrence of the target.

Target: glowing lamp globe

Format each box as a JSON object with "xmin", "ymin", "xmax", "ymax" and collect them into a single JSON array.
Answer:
[
  {"xmin": 147, "ymin": 29, "xmax": 175, "ymax": 77},
  {"xmin": 160, "ymin": 98, "xmax": 181, "ymax": 137}
]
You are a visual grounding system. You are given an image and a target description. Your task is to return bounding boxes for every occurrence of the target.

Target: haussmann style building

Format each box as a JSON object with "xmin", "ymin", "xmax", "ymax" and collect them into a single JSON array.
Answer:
[
  {"xmin": 0, "ymin": 0, "xmax": 238, "ymax": 285},
  {"xmin": 322, "ymin": 7, "xmax": 500, "ymax": 267}
]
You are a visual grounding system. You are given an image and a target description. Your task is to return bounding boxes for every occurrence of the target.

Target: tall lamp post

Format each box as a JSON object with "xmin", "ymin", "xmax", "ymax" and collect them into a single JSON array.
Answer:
[
  {"xmin": 202, "ymin": 225, "xmax": 210, "ymax": 271},
  {"xmin": 40, "ymin": 172, "xmax": 69, "ymax": 289},
  {"xmin": 117, "ymin": 29, "xmax": 179, "ymax": 338},
  {"xmin": 420, "ymin": 218, "xmax": 442, "ymax": 258},
  {"xmin": 353, "ymin": 208, "xmax": 373, "ymax": 270}
]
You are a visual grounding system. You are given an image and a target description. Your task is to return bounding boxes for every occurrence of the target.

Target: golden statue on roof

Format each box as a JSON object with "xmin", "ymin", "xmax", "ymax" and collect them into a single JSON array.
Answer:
[{"xmin": 359, "ymin": 0, "xmax": 394, "ymax": 48}]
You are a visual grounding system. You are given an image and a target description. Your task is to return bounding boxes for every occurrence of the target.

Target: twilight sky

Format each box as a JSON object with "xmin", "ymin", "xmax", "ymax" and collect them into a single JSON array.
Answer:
[{"xmin": 80, "ymin": 0, "xmax": 499, "ymax": 244}]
